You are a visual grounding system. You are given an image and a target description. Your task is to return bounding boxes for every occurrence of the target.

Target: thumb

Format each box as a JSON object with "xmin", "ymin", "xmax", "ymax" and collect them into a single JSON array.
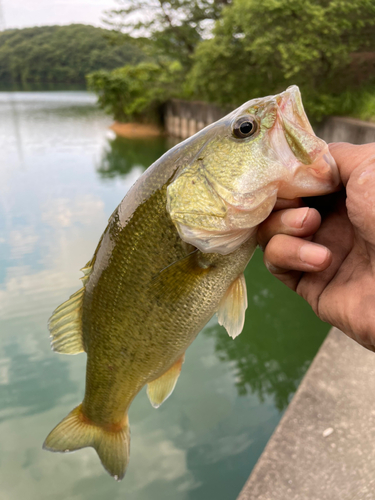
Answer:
[
  {"xmin": 329, "ymin": 142, "xmax": 375, "ymax": 186},
  {"xmin": 346, "ymin": 151, "xmax": 375, "ymax": 246}
]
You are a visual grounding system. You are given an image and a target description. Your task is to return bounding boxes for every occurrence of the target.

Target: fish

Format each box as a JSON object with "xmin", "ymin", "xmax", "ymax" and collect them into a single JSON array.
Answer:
[{"xmin": 43, "ymin": 85, "xmax": 340, "ymax": 480}]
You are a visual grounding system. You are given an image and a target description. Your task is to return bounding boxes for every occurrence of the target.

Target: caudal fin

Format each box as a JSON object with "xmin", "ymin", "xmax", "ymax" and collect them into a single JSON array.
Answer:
[{"xmin": 43, "ymin": 404, "xmax": 130, "ymax": 481}]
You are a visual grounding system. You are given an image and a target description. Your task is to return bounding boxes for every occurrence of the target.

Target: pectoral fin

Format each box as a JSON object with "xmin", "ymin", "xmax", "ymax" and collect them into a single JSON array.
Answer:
[
  {"xmin": 149, "ymin": 250, "xmax": 213, "ymax": 302},
  {"xmin": 217, "ymin": 273, "xmax": 248, "ymax": 339},
  {"xmin": 147, "ymin": 355, "xmax": 185, "ymax": 408}
]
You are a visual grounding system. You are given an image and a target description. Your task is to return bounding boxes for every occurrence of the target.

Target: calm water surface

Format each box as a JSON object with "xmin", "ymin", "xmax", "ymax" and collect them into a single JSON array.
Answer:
[{"xmin": 0, "ymin": 91, "xmax": 329, "ymax": 499}]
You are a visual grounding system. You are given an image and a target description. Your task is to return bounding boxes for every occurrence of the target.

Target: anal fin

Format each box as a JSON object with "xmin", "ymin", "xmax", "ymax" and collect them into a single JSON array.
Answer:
[
  {"xmin": 147, "ymin": 355, "xmax": 185, "ymax": 408},
  {"xmin": 217, "ymin": 273, "xmax": 248, "ymax": 339}
]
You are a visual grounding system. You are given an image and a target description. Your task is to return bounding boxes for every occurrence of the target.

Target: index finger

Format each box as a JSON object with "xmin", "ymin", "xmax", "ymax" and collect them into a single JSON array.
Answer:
[{"xmin": 329, "ymin": 142, "xmax": 375, "ymax": 186}]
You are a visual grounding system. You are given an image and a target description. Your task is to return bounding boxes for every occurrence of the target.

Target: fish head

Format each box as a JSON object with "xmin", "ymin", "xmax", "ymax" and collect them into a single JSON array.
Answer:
[{"xmin": 167, "ymin": 85, "xmax": 340, "ymax": 255}]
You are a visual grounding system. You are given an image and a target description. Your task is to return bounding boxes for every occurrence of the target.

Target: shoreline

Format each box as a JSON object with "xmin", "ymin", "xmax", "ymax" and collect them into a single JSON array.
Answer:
[{"xmin": 110, "ymin": 121, "xmax": 163, "ymax": 138}]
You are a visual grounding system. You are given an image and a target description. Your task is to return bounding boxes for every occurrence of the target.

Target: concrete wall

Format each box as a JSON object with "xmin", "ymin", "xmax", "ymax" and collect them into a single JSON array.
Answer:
[
  {"xmin": 237, "ymin": 328, "xmax": 375, "ymax": 500},
  {"xmin": 317, "ymin": 116, "xmax": 375, "ymax": 144},
  {"xmin": 164, "ymin": 99, "xmax": 230, "ymax": 139},
  {"xmin": 164, "ymin": 99, "xmax": 375, "ymax": 145}
]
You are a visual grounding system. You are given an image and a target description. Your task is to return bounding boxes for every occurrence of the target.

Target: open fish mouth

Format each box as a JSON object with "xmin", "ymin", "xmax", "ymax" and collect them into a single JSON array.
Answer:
[{"xmin": 272, "ymin": 86, "xmax": 340, "ymax": 198}]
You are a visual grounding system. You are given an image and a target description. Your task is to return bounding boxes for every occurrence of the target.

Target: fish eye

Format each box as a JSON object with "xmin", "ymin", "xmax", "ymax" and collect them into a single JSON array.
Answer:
[{"xmin": 232, "ymin": 116, "xmax": 258, "ymax": 139}]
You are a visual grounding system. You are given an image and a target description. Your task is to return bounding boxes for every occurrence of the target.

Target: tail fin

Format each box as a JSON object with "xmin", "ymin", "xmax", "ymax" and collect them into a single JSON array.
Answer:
[{"xmin": 43, "ymin": 404, "xmax": 130, "ymax": 481}]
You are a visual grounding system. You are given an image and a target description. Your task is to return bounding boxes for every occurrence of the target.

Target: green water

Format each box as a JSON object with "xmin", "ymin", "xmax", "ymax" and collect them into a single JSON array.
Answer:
[{"xmin": 0, "ymin": 91, "xmax": 329, "ymax": 499}]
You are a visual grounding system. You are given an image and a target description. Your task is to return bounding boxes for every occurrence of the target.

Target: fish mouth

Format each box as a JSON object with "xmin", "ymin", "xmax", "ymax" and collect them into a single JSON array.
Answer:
[{"xmin": 271, "ymin": 86, "xmax": 341, "ymax": 198}]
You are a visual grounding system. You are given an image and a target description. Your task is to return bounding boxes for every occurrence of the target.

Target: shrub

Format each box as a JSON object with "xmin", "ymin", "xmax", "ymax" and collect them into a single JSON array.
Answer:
[{"xmin": 87, "ymin": 61, "xmax": 184, "ymax": 123}]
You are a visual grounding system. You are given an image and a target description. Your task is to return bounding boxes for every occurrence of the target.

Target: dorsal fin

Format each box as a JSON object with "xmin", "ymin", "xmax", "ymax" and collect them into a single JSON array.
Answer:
[
  {"xmin": 80, "ymin": 261, "xmax": 93, "ymax": 286},
  {"xmin": 48, "ymin": 261, "xmax": 93, "ymax": 355}
]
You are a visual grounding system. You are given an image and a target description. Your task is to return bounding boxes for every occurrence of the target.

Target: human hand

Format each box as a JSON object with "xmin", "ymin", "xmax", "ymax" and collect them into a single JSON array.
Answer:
[{"xmin": 258, "ymin": 142, "xmax": 375, "ymax": 351}]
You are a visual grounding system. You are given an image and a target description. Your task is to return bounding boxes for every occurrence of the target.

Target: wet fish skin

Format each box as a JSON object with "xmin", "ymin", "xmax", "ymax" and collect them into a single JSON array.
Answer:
[
  {"xmin": 43, "ymin": 86, "xmax": 339, "ymax": 480},
  {"xmin": 81, "ymin": 183, "xmax": 255, "ymax": 427},
  {"xmin": 44, "ymin": 164, "xmax": 256, "ymax": 480}
]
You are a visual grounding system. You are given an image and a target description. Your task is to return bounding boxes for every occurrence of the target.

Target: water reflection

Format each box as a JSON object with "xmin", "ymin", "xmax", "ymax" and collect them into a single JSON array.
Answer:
[
  {"xmin": 0, "ymin": 91, "xmax": 329, "ymax": 500},
  {"xmin": 205, "ymin": 250, "xmax": 327, "ymax": 411},
  {"xmin": 97, "ymin": 135, "xmax": 170, "ymax": 179},
  {"xmin": 0, "ymin": 342, "xmax": 75, "ymax": 423}
]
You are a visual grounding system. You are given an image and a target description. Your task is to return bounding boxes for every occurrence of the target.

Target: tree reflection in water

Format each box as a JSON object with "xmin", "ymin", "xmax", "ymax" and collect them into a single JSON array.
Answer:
[
  {"xmin": 97, "ymin": 134, "xmax": 173, "ymax": 179},
  {"xmin": 204, "ymin": 250, "xmax": 329, "ymax": 412}
]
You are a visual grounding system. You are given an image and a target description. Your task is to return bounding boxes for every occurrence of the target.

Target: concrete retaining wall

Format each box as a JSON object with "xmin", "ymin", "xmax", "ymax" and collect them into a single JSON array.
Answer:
[
  {"xmin": 164, "ymin": 99, "xmax": 375, "ymax": 145},
  {"xmin": 317, "ymin": 116, "xmax": 375, "ymax": 144},
  {"xmin": 164, "ymin": 99, "xmax": 230, "ymax": 139},
  {"xmin": 237, "ymin": 328, "xmax": 375, "ymax": 500}
]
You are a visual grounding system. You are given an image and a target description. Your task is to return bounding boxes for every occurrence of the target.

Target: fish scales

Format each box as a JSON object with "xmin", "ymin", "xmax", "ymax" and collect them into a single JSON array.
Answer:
[
  {"xmin": 44, "ymin": 85, "xmax": 340, "ymax": 480},
  {"xmin": 82, "ymin": 183, "xmax": 253, "ymax": 426}
]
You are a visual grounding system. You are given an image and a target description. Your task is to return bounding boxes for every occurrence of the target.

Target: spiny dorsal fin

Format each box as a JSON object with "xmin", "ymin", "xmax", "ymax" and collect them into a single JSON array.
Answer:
[
  {"xmin": 217, "ymin": 273, "xmax": 248, "ymax": 339},
  {"xmin": 48, "ymin": 261, "xmax": 94, "ymax": 355},
  {"xmin": 147, "ymin": 355, "xmax": 185, "ymax": 408},
  {"xmin": 80, "ymin": 261, "xmax": 93, "ymax": 286}
]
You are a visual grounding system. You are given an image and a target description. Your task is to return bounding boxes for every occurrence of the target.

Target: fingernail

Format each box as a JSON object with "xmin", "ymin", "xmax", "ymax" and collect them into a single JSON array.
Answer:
[
  {"xmin": 299, "ymin": 243, "xmax": 328, "ymax": 266},
  {"xmin": 281, "ymin": 207, "xmax": 309, "ymax": 229}
]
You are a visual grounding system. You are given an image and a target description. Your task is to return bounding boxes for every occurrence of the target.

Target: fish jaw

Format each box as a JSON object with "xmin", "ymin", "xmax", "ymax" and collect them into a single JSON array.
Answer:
[{"xmin": 271, "ymin": 86, "xmax": 340, "ymax": 198}]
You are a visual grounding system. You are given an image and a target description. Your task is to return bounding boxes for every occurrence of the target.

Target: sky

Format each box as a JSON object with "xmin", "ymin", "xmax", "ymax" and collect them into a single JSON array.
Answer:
[{"xmin": 1, "ymin": 0, "xmax": 119, "ymax": 30}]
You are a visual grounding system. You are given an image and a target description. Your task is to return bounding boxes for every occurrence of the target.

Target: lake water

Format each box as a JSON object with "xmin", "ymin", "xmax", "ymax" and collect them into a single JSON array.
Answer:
[{"xmin": 0, "ymin": 91, "xmax": 329, "ymax": 499}]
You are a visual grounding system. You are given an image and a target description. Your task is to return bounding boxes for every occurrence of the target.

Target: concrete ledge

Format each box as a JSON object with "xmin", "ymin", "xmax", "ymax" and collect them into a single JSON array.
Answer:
[
  {"xmin": 237, "ymin": 328, "xmax": 375, "ymax": 500},
  {"xmin": 317, "ymin": 116, "xmax": 375, "ymax": 145}
]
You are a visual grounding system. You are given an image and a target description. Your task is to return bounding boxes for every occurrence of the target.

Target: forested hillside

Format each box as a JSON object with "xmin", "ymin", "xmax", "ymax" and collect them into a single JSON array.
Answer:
[{"xmin": 0, "ymin": 24, "xmax": 144, "ymax": 84}]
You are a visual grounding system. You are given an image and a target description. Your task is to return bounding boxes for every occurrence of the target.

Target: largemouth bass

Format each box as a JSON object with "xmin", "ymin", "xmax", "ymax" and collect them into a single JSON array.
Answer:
[{"xmin": 43, "ymin": 86, "xmax": 339, "ymax": 480}]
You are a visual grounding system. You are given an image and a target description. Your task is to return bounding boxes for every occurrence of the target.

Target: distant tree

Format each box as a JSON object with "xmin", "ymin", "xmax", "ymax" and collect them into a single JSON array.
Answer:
[
  {"xmin": 0, "ymin": 24, "xmax": 144, "ymax": 85},
  {"xmin": 104, "ymin": 0, "xmax": 230, "ymax": 68},
  {"xmin": 189, "ymin": 0, "xmax": 375, "ymax": 119}
]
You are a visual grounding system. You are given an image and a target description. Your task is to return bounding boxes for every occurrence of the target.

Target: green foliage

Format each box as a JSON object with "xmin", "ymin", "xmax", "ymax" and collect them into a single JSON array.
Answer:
[
  {"xmin": 87, "ymin": 61, "xmax": 184, "ymax": 122},
  {"xmin": 0, "ymin": 24, "xmax": 144, "ymax": 84},
  {"xmin": 104, "ymin": 0, "xmax": 229, "ymax": 69},
  {"xmin": 189, "ymin": 0, "xmax": 375, "ymax": 120},
  {"xmin": 319, "ymin": 86, "xmax": 375, "ymax": 122}
]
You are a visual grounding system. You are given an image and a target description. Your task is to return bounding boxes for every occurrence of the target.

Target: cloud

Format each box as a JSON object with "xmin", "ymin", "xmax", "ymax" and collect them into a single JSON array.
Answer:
[
  {"xmin": 0, "ymin": 194, "xmax": 107, "ymax": 322},
  {"xmin": 9, "ymin": 227, "xmax": 39, "ymax": 259},
  {"xmin": 41, "ymin": 195, "xmax": 105, "ymax": 228}
]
